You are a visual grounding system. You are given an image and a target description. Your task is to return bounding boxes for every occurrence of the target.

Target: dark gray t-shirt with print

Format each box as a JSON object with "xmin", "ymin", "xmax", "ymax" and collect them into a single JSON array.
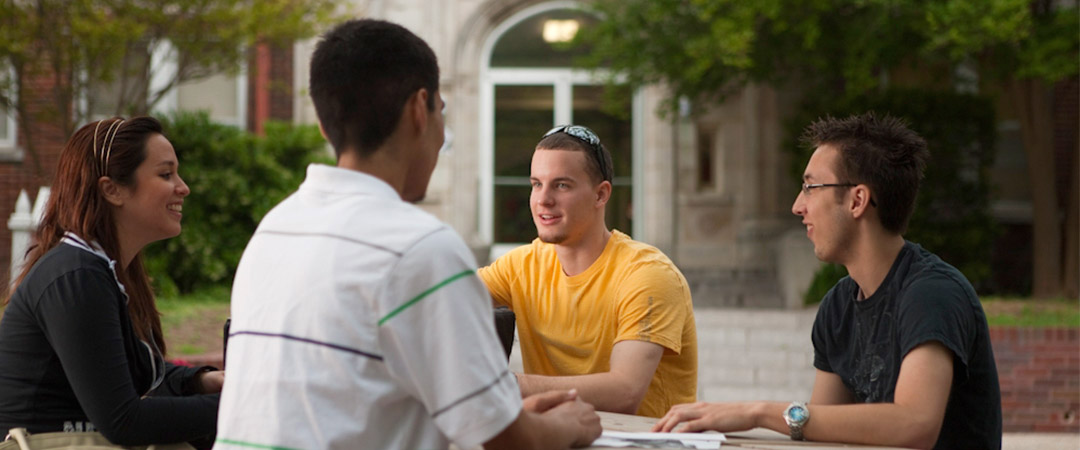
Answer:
[{"xmin": 812, "ymin": 241, "xmax": 1002, "ymax": 449}]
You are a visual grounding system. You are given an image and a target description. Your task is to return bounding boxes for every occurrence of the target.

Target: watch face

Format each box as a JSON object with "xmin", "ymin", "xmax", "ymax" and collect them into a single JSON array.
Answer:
[{"xmin": 787, "ymin": 405, "xmax": 808, "ymax": 423}]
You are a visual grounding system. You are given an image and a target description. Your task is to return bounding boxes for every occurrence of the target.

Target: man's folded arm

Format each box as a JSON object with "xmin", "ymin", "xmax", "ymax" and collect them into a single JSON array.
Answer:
[{"xmin": 515, "ymin": 339, "xmax": 664, "ymax": 414}]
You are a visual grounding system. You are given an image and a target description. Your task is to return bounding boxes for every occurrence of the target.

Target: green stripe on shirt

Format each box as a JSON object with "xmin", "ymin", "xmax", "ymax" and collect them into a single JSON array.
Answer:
[
  {"xmin": 378, "ymin": 269, "xmax": 474, "ymax": 325},
  {"xmin": 215, "ymin": 438, "xmax": 301, "ymax": 450}
]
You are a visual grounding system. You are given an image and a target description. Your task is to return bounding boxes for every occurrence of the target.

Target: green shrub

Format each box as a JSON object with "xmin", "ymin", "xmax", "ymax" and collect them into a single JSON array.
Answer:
[
  {"xmin": 144, "ymin": 111, "xmax": 332, "ymax": 294},
  {"xmin": 788, "ymin": 88, "xmax": 1000, "ymax": 304}
]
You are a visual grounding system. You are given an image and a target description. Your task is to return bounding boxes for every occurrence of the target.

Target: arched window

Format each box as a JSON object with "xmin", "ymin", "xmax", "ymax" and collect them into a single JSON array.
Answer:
[
  {"xmin": 0, "ymin": 65, "xmax": 16, "ymax": 156},
  {"xmin": 83, "ymin": 41, "xmax": 247, "ymax": 128},
  {"xmin": 480, "ymin": 2, "xmax": 639, "ymax": 253}
]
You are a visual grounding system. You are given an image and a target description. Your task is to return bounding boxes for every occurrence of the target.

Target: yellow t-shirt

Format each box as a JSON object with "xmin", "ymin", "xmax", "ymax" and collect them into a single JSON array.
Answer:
[{"xmin": 478, "ymin": 230, "xmax": 697, "ymax": 417}]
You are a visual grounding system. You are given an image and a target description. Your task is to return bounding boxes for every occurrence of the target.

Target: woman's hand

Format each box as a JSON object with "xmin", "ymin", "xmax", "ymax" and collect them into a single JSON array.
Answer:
[{"xmin": 195, "ymin": 370, "xmax": 225, "ymax": 394}]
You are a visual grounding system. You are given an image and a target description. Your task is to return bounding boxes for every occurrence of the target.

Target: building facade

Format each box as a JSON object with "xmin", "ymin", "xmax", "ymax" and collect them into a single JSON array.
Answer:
[
  {"xmin": 3, "ymin": 0, "xmax": 1072, "ymax": 306},
  {"xmin": 289, "ymin": 0, "xmax": 815, "ymax": 307}
]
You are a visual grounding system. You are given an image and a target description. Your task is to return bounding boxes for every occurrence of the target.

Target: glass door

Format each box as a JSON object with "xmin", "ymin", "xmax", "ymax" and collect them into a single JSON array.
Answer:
[
  {"xmin": 482, "ymin": 4, "xmax": 637, "ymax": 250},
  {"xmin": 493, "ymin": 85, "xmax": 554, "ymax": 243}
]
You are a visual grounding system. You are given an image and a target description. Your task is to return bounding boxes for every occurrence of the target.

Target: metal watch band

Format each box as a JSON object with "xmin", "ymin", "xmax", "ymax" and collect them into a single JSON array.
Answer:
[
  {"xmin": 784, "ymin": 401, "xmax": 809, "ymax": 441},
  {"xmin": 790, "ymin": 422, "xmax": 805, "ymax": 441}
]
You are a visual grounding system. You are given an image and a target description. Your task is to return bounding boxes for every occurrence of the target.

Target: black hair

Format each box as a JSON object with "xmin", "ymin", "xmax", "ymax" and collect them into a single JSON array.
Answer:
[
  {"xmin": 309, "ymin": 19, "xmax": 439, "ymax": 157},
  {"xmin": 802, "ymin": 112, "xmax": 929, "ymax": 234}
]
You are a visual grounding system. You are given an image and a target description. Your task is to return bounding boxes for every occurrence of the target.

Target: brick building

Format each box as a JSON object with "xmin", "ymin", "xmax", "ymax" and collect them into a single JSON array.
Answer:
[
  {"xmin": 2, "ymin": 0, "xmax": 1074, "ymax": 434},
  {"xmin": 2, "ymin": 0, "xmax": 1076, "ymax": 303},
  {"xmin": 0, "ymin": 43, "xmax": 295, "ymax": 287}
]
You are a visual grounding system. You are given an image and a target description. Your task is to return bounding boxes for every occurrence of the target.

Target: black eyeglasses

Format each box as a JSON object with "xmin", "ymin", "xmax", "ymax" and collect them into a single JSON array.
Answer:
[
  {"xmin": 542, "ymin": 125, "xmax": 612, "ymax": 182},
  {"xmin": 801, "ymin": 183, "xmax": 877, "ymax": 207},
  {"xmin": 801, "ymin": 183, "xmax": 855, "ymax": 194}
]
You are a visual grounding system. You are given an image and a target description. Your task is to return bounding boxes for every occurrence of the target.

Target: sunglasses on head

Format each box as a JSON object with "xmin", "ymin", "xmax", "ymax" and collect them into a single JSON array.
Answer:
[
  {"xmin": 543, "ymin": 125, "xmax": 601, "ymax": 148},
  {"xmin": 541, "ymin": 124, "xmax": 612, "ymax": 183}
]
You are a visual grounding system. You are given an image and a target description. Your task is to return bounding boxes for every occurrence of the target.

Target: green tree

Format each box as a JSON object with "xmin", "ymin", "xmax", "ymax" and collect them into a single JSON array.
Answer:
[
  {"xmin": 0, "ymin": 0, "xmax": 338, "ymax": 175},
  {"xmin": 580, "ymin": 0, "xmax": 1078, "ymax": 298},
  {"xmin": 144, "ymin": 112, "xmax": 332, "ymax": 295},
  {"xmin": 922, "ymin": 0, "xmax": 1079, "ymax": 298},
  {"xmin": 791, "ymin": 88, "xmax": 1000, "ymax": 299}
]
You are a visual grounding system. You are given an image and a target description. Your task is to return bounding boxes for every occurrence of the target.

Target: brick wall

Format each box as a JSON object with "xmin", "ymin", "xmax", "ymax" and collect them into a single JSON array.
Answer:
[
  {"xmin": 993, "ymin": 327, "xmax": 1080, "ymax": 432},
  {"xmin": 2, "ymin": 42, "xmax": 297, "ymax": 284},
  {"xmin": 246, "ymin": 42, "xmax": 294, "ymax": 134},
  {"xmin": 268, "ymin": 44, "xmax": 294, "ymax": 123},
  {"xmin": 0, "ymin": 69, "xmax": 68, "ymax": 287}
]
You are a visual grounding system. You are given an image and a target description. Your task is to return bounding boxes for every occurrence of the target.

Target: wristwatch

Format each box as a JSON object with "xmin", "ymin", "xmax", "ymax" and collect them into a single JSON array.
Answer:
[{"xmin": 783, "ymin": 401, "xmax": 810, "ymax": 441}]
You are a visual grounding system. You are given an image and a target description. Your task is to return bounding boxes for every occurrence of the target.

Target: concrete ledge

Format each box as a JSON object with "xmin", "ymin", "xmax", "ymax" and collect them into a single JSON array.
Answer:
[{"xmin": 1002, "ymin": 432, "xmax": 1079, "ymax": 450}]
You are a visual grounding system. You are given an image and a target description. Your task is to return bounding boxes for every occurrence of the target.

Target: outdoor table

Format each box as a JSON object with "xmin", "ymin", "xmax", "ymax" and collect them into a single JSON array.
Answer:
[{"xmin": 589, "ymin": 411, "xmax": 916, "ymax": 449}]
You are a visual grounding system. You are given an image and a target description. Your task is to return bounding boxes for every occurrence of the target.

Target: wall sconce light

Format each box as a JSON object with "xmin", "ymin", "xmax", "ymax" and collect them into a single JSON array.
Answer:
[{"xmin": 542, "ymin": 19, "xmax": 580, "ymax": 43}]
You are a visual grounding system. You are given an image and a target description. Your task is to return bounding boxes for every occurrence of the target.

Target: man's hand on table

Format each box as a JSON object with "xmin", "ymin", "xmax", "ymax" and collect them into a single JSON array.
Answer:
[
  {"xmin": 522, "ymin": 389, "xmax": 578, "ymax": 413},
  {"xmin": 651, "ymin": 401, "xmax": 763, "ymax": 433},
  {"xmin": 522, "ymin": 389, "xmax": 602, "ymax": 447}
]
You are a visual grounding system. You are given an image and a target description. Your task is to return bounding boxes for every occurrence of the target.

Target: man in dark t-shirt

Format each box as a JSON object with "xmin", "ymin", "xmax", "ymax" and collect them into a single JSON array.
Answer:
[
  {"xmin": 652, "ymin": 113, "xmax": 1002, "ymax": 449},
  {"xmin": 813, "ymin": 242, "xmax": 1001, "ymax": 448}
]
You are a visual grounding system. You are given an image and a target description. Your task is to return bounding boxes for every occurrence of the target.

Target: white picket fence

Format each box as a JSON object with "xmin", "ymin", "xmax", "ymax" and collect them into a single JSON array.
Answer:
[{"xmin": 7, "ymin": 187, "xmax": 50, "ymax": 283}]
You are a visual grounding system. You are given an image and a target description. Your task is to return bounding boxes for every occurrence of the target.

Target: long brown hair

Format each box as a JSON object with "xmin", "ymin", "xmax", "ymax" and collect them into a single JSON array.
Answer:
[{"xmin": 7, "ymin": 116, "xmax": 168, "ymax": 354}]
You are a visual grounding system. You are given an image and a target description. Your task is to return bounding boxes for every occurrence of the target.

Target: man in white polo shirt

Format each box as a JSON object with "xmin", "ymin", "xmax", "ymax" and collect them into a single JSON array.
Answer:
[{"xmin": 215, "ymin": 19, "xmax": 601, "ymax": 450}]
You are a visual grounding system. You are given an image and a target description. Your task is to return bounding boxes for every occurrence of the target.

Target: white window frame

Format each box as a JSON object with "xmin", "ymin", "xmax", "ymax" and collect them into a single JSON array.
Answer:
[
  {"xmin": 79, "ymin": 39, "xmax": 247, "ymax": 128},
  {"xmin": 479, "ymin": 1, "xmax": 643, "ymax": 253},
  {"xmin": 0, "ymin": 65, "xmax": 19, "ymax": 158},
  {"xmin": 156, "ymin": 40, "xmax": 248, "ymax": 128},
  {"xmin": 78, "ymin": 42, "xmax": 157, "ymax": 122}
]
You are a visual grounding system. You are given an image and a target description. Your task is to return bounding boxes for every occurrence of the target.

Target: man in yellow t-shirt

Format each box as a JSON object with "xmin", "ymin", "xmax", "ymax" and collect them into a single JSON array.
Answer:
[{"xmin": 479, "ymin": 125, "xmax": 697, "ymax": 418}]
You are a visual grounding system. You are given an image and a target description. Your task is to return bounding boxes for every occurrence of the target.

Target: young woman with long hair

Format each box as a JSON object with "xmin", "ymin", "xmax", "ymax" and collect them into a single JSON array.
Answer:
[{"xmin": 0, "ymin": 117, "xmax": 220, "ymax": 446}]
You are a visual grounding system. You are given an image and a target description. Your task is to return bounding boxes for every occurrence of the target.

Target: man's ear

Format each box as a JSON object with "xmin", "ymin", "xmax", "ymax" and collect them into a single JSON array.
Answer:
[
  {"xmin": 595, "ymin": 180, "xmax": 612, "ymax": 208},
  {"xmin": 408, "ymin": 88, "xmax": 430, "ymax": 135},
  {"xmin": 98, "ymin": 176, "xmax": 126, "ymax": 207},
  {"xmin": 849, "ymin": 185, "xmax": 872, "ymax": 219}
]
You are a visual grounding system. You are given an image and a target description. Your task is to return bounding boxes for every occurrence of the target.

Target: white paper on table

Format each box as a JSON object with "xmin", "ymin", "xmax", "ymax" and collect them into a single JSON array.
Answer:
[{"xmin": 591, "ymin": 430, "xmax": 726, "ymax": 449}]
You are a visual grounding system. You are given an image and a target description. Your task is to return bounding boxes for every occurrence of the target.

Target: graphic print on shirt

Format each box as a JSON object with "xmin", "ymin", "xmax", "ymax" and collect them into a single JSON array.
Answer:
[{"xmin": 850, "ymin": 309, "xmax": 896, "ymax": 403}]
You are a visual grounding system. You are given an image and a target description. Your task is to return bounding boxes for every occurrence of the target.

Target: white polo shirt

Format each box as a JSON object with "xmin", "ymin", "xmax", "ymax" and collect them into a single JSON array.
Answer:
[{"xmin": 215, "ymin": 164, "xmax": 521, "ymax": 450}]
